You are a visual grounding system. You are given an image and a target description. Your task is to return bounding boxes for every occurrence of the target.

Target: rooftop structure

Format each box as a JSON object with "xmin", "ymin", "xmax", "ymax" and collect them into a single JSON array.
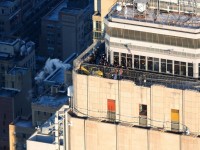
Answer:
[
  {"xmin": 0, "ymin": 88, "xmax": 19, "ymax": 97},
  {"xmin": 101, "ymin": 0, "xmax": 200, "ymax": 79},
  {"xmin": 8, "ymin": 67, "xmax": 28, "ymax": 75}
]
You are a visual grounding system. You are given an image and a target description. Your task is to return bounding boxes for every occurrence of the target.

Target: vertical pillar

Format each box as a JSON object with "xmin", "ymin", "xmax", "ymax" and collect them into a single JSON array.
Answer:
[
  {"xmin": 172, "ymin": 60, "xmax": 175, "ymax": 75},
  {"xmin": 119, "ymin": 52, "xmax": 121, "ymax": 66},
  {"xmin": 193, "ymin": 63, "xmax": 198, "ymax": 78},
  {"xmin": 145, "ymin": 56, "xmax": 148, "ymax": 71},
  {"xmin": 186, "ymin": 63, "xmax": 188, "ymax": 76},
  {"xmin": 159, "ymin": 58, "xmax": 161, "ymax": 73},
  {"xmin": 132, "ymin": 54, "xmax": 134, "ymax": 69}
]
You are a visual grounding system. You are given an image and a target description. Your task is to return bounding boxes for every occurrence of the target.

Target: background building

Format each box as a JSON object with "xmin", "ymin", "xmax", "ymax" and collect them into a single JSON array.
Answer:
[
  {"xmin": 40, "ymin": 0, "xmax": 93, "ymax": 60},
  {"xmin": 9, "ymin": 117, "xmax": 35, "ymax": 150},
  {"xmin": 0, "ymin": 38, "xmax": 35, "ymax": 87}
]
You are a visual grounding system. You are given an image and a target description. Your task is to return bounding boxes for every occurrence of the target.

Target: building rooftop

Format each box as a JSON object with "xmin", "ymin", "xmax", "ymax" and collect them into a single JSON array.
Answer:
[
  {"xmin": 15, "ymin": 119, "xmax": 32, "ymax": 128},
  {"xmin": 8, "ymin": 67, "xmax": 28, "ymax": 75},
  {"xmin": 28, "ymin": 105, "xmax": 68, "ymax": 145},
  {"xmin": 46, "ymin": 1, "xmax": 67, "ymax": 21},
  {"xmin": 33, "ymin": 94, "xmax": 68, "ymax": 108},
  {"xmin": 107, "ymin": 2, "xmax": 200, "ymax": 29},
  {"xmin": 74, "ymin": 41, "xmax": 200, "ymax": 91},
  {"xmin": 0, "ymin": 1, "xmax": 14, "ymax": 8},
  {"xmin": 67, "ymin": 0, "xmax": 89, "ymax": 9},
  {"xmin": 0, "ymin": 88, "xmax": 19, "ymax": 97}
]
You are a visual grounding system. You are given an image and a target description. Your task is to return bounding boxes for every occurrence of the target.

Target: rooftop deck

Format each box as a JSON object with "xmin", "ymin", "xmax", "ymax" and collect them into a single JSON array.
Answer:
[
  {"xmin": 74, "ymin": 41, "xmax": 200, "ymax": 91},
  {"xmin": 108, "ymin": 3, "xmax": 200, "ymax": 29}
]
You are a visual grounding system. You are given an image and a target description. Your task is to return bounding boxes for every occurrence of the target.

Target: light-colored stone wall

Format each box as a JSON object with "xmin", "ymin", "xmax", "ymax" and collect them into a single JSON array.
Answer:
[
  {"xmin": 66, "ymin": 116, "xmax": 200, "ymax": 150},
  {"xmin": 74, "ymin": 72, "xmax": 200, "ymax": 134}
]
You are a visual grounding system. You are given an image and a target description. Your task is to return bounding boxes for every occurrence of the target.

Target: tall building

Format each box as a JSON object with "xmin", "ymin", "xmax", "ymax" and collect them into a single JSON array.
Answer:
[
  {"xmin": 40, "ymin": 0, "xmax": 93, "ymax": 60},
  {"xmin": 26, "ymin": 0, "xmax": 200, "ymax": 149},
  {"xmin": 27, "ymin": 41, "xmax": 200, "ymax": 150},
  {"xmin": 93, "ymin": 0, "xmax": 117, "ymax": 40},
  {"xmin": 0, "ymin": 67, "xmax": 32, "ymax": 150}
]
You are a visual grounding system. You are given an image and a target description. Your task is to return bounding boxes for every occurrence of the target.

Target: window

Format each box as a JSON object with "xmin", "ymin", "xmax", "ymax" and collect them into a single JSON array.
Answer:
[
  {"xmin": 153, "ymin": 58, "xmax": 159, "ymax": 72},
  {"xmin": 134, "ymin": 55, "xmax": 139, "ymax": 69},
  {"xmin": 139, "ymin": 104, "xmax": 147, "ymax": 116},
  {"xmin": 180, "ymin": 62, "xmax": 186, "ymax": 76},
  {"xmin": 121, "ymin": 53, "xmax": 126, "ymax": 67},
  {"xmin": 171, "ymin": 109, "xmax": 179, "ymax": 131},
  {"xmin": 44, "ymin": 112, "xmax": 46, "ymax": 116},
  {"xmin": 148, "ymin": 57, "xmax": 153, "ymax": 71},
  {"xmin": 37, "ymin": 111, "xmax": 40, "ymax": 115},
  {"xmin": 167, "ymin": 60, "xmax": 172, "ymax": 74},
  {"xmin": 127, "ymin": 54, "xmax": 132, "ymax": 68},
  {"xmin": 140, "ymin": 56, "xmax": 146, "ymax": 70},
  {"xmin": 3, "ymin": 113, "xmax": 6, "ymax": 120},
  {"xmin": 188, "ymin": 63, "xmax": 193, "ymax": 77},
  {"xmin": 107, "ymin": 99, "xmax": 116, "ymax": 121},
  {"xmin": 161, "ymin": 59, "xmax": 166, "ymax": 73},
  {"xmin": 139, "ymin": 104, "xmax": 147, "ymax": 126},
  {"xmin": 174, "ymin": 61, "xmax": 180, "ymax": 75},
  {"xmin": 113, "ymin": 52, "xmax": 119, "ymax": 66},
  {"xmin": 11, "ymin": 81, "xmax": 14, "ymax": 88}
]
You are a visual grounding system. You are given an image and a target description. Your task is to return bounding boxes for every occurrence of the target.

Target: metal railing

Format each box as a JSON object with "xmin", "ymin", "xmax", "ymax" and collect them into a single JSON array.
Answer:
[{"xmin": 76, "ymin": 63, "xmax": 200, "ymax": 91}]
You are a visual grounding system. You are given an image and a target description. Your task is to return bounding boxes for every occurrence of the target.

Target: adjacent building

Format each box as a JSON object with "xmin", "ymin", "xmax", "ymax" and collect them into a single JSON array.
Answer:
[
  {"xmin": 92, "ymin": 0, "xmax": 117, "ymax": 40},
  {"xmin": 0, "ymin": 38, "xmax": 35, "ymax": 87},
  {"xmin": 40, "ymin": 0, "xmax": 93, "ymax": 60},
  {"xmin": 9, "ymin": 117, "xmax": 35, "ymax": 150}
]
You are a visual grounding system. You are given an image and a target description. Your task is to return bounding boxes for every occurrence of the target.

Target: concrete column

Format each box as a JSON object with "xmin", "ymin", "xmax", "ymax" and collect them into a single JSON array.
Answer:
[
  {"xmin": 132, "ymin": 54, "xmax": 134, "ymax": 69},
  {"xmin": 145, "ymin": 56, "xmax": 148, "ymax": 71},
  {"xmin": 193, "ymin": 63, "xmax": 198, "ymax": 78},
  {"xmin": 172, "ymin": 60, "xmax": 174, "ymax": 75},
  {"xmin": 119, "ymin": 52, "xmax": 121, "ymax": 66},
  {"xmin": 159, "ymin": 58, "xmax": 161, "ymax": 73},
  {"xmin": 186, "ymin": 63, "xmax": 188, "ymax": 76}
]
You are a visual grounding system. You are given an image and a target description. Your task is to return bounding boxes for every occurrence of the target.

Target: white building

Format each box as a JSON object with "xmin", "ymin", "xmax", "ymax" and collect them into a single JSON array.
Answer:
[{"xmin": 105, "ymin": 0, "xmax": 200, "ymax": 78}]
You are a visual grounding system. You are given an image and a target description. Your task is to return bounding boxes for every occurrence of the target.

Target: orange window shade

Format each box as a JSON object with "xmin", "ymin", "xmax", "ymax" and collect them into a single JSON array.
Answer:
[
  {"xmin": 171, "ymin": 109, "xmax": 179, "ymax": 122},
  {"xmin": 107, "ymin": 99, "xmax": 116, "ymax": 112}
]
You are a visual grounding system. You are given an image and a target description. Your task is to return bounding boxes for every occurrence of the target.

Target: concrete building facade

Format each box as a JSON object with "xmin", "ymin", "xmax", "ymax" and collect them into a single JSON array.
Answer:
[
  {"xmin": 93, "ymin": 0, "xmax": 117, "ymax": 40},
  {"xmin": 27, "ymin": 42, "xmax": 200, "ymax": 150},
  {"xmin": 9, "ymin": 117, "xmax": 35, "ymax": 150}
]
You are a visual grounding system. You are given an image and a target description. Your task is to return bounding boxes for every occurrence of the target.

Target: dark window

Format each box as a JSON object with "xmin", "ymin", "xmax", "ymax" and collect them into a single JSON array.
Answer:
[
  {"xmin": 139, "ymin": 104, "xmax": 147, "ymax": 116},
  {"xmin": 134, "ymin": 55, "xmax": 139, "ymax": 69},
  {"xmin": 188, "ymin": 63, "xmax": 193, "ymax": 77},
  {"xmin": 161, "ymin": 59, "xmax": 166, "ymax": 73},
  {"xmin": 3, "ymin": 114, "xmax": 6, "ymax": 120},
  {"xmin": 148, "ymin": 57, "xmax": 153, "ymax": 71}
]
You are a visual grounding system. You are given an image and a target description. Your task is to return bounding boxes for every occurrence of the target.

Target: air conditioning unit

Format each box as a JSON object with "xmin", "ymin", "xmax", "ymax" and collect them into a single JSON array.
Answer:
[{"xmin": 51, "ymin": 85, "xmax": 59, "ymax": 95}]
